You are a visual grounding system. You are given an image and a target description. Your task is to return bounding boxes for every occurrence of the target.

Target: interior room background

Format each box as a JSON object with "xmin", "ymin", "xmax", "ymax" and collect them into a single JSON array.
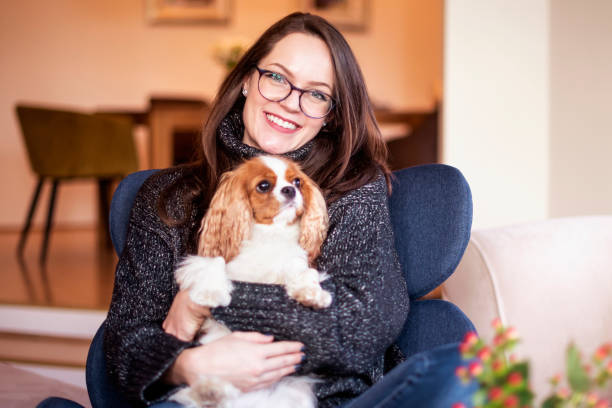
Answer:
[{"xmin": 1, "ymin": 0, "xmax": 611, "ymax": 233}]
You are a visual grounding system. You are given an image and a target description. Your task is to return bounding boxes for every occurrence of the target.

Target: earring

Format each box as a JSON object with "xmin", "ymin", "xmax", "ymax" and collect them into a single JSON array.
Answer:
[
  {"xmin": 322, "ymin": 122, "xmax": 327, "ymax": 127},
  {"xmin": 242, "ymin": 88, "xmax": 248, "ymax": 97}
]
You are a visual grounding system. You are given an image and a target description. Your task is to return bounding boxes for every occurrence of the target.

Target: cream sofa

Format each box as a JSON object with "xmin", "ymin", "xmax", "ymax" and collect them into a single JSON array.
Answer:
[{"xmin": 442, "ymin": 216, "xmax": 612, "ymax": 399}]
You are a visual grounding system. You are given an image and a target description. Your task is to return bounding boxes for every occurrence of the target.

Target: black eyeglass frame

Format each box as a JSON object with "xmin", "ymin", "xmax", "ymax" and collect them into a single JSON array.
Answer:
[{"xmin": 254, "ymin": 66, "xmax": 335, "ymax": 119}]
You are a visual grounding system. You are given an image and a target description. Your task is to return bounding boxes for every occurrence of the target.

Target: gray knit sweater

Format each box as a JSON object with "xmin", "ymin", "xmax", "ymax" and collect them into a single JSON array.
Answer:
[{"xmin": 104, "ymin": 113, "xmax": 410, "ymax": 407}]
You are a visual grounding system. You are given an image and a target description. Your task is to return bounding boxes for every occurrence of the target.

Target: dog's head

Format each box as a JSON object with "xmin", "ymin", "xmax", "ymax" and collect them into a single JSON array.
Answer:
[{"xmin": 197, "ymin": 156, "xmax": 328, "ymax": 264}]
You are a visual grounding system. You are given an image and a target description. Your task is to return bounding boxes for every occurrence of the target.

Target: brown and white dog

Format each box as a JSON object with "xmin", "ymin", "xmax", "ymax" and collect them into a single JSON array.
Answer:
[{"xmin": 170, "ymin": 155, "xmax": 331, "ymax": 408}]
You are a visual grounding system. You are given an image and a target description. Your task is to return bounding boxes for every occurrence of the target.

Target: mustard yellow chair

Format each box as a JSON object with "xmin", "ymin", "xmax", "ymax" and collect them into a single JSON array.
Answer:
[{"xmin": 16, "ymin": 104, "xmax": 138, "ymax": 265}]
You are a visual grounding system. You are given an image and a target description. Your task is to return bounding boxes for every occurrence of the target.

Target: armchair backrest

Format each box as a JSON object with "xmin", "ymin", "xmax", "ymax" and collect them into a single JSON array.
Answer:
[
  {"xmin": 109, "ymin": 169, "xmax": 159, "ymax": 256},
  {"xmin": 388, "ymin": 164, "xmax": 472, "ymax": 299}
]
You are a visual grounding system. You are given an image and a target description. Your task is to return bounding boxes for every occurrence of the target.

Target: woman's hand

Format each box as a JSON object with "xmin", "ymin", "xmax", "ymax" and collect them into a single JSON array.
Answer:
[
  {"xmin": 163, "ymin": 289, "xmax": 210, "ymax": 342},
  {"xmin": 166, "ymin": 331, "xmax": 304, "ymax": 392}
]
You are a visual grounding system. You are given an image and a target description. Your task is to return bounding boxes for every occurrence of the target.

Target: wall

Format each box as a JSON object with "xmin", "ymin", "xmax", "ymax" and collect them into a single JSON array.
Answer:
[
  {"xmin": 0, "ymin": 0, "xmax": 442, "ymax": 228},
  {"xmin": 549, "ymin": 0, "xmax": 612, "ymax": 217},
  {"xmin": 444, "ymin": 0, "xmax": 612, "ymax": 229},
  {"xmin": 443, "ymin": 0, "xmax": 551, "ymax": 228}
]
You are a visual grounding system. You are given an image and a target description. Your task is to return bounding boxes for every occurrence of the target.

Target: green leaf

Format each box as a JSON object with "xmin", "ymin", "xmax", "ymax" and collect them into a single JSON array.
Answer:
[
  {"xmin": 542, "ymin": 395, "xmax": 564, "ymax": 408},
  {"xmin": 566, "ymin": 343, "xmax": 591, "ymax": 392},
  {"xmin": 473, "ymin": 388, "xmax": 488, "ymax": 406},
  {"xmin": 515, "ymin": 388, "xmax": 534, "ymax": 405},
  {"xmin": 509, "ymin": 361, "xmax": 530, "ymax": 379}
]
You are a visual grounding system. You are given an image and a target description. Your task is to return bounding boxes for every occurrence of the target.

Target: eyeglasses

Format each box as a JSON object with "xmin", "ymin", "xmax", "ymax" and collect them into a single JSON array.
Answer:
[{"xmin": 255, "ymin": 66, "xmax": 334, "ymax": 119}]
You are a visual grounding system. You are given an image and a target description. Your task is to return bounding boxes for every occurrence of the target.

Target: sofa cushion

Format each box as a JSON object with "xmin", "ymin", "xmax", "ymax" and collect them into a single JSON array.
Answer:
[{"xmin": 442, "ymin": 216, "xmax": 612, "ymax": 399}]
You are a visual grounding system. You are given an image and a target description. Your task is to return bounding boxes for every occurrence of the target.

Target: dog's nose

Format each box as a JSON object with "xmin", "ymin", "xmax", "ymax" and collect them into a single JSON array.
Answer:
[{"xmin": 281, "ymin": 186, "xmax": 296, "ymax": 200}]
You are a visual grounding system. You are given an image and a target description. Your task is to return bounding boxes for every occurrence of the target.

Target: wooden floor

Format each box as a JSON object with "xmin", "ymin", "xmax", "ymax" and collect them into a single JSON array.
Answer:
[
  {"xmin": 0, "ymin": 228, "xmax": 116, "ymax": 310},
  {"xmin": 0, "ymin": 227, "xmax": 112, "ymax": 390}
]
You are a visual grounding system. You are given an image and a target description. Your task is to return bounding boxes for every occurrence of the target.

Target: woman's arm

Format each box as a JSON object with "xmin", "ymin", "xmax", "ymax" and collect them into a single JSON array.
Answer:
[
  {"xmin": 211, "ymin": 175, "xmax": 410, "ymax": 376},
  {"xmin": 104, "ymin": 210, "xmax": 194, "ymax": 404}
]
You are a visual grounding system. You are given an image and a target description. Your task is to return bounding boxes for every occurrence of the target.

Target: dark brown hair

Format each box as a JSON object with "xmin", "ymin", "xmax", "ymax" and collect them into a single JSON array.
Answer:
[{"xmin": 159, "ymin": 12, "xmax": 390, "ymax": 226}]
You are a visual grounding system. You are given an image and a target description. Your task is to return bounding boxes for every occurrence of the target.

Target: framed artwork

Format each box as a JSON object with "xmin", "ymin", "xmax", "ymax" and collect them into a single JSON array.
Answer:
[
  {"xmin": 145, "ymin": 0, "xmax": 231, "ymax": 24},
  {"xmin": 299, "ymin": 0, "xmax": 368, "ymax": 31}
]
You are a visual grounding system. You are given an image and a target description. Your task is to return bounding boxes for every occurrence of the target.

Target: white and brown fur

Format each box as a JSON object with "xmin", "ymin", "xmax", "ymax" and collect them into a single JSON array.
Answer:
[{"xmin": 170, "ymin": 156, "xmax": 331, "ymax": 408}]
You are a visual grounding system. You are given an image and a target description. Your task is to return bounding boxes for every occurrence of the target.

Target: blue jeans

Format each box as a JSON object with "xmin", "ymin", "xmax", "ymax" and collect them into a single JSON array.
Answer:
[
  {"xmin": 37, "ymin": 342, "xmax": 475, "ymax": 408},
  {"xmin": 343, "ymin": 342, "xmax": 476, "ymax": 408}
]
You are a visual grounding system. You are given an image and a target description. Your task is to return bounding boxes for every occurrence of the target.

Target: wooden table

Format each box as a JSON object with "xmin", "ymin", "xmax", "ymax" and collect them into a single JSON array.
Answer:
[{"xmin": 99, "ymin": 97, "xmax": 438, "ymax": 170}]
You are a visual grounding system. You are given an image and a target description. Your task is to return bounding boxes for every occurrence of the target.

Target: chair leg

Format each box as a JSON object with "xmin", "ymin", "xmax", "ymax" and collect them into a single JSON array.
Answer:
[
  {"xmin": 40, "ymin": 180, "xmax": 59, "ymax": 266},
  {"xmin": 17, "ymin": 178, "xmax": 45, "ymax": 259}
]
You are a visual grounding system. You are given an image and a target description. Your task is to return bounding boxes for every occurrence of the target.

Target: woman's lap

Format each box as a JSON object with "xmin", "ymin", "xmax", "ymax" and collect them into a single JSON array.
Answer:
[
  {"xmin": 343, "ymin": 342, "xmax": 477, "ymax": 408},
  {"xmin": 66, "ymin": 342, "xmax": 474, "ymax": 408}
]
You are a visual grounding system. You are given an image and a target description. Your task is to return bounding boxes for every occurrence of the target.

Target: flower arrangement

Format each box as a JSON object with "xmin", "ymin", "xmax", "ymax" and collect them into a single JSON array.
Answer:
[
  {"xmin": 212, "ymin": 36, "xmax": 251, "ymax": 71},
  {"xmin": 453, "ymin": 319, "xmax": 612, "ymax": 408}
]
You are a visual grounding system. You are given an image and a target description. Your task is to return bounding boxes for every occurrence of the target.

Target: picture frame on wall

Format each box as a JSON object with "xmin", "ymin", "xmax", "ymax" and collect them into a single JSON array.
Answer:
[
  {"xmin": 299, "ymin": 0, "xmax": 368, "ymax": 31},
  {"xmin": 145, "ymin": 0, "xmax": 231, "ymax": 24}
]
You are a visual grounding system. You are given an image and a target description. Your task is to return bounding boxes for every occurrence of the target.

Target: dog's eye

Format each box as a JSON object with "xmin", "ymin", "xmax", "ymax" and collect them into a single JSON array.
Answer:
[
  {"xmin": 293, "ymin": 178, "xmax": 301, "ymax": 189},
  {"xmin": 256, "ymin": 180, "xmax": 271, "ymax": 193}
]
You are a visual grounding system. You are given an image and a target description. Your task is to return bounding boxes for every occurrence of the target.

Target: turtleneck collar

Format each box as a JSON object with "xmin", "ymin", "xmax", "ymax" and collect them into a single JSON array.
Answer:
[{"xmin": 217, "ymin": 110, "xmax": 314, "ymax": 162}]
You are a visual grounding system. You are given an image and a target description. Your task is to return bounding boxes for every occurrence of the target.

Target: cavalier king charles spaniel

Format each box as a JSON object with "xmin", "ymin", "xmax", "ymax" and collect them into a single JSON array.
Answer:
[{"xmin": 170, "ymin": 155, "xmax": 331, "ymax": 408}]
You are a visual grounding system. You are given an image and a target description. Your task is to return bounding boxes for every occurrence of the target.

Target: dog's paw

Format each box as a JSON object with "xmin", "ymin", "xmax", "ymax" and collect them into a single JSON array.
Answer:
[
  {"xmin": 189, "ymin": 272, "xmax": 233, "ymax": 307},
  {"xmin": 285, "ymin": 267, "xmax": 332, "ymax": 308},
  {"xmin": 190, "ymin": 283, "xmax": 232, "ymax": 308},
  {"xmin": 175, "ymin": 256, "xmax": 232, "ymax": 307},
  {"xmin": 290, "ymin": 285, "xmax": 332, "ymax": 309}
]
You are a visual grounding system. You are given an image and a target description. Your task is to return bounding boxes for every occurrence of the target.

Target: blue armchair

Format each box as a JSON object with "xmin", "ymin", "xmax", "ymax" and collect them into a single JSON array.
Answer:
[{"xmin": 39, "ymin": 164, "xmax": 475, "ymax": 408}]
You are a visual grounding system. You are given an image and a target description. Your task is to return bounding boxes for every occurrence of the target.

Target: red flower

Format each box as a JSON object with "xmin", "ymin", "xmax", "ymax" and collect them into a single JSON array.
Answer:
[
  {"xmin": 557, "ymin": 387, "xmax": 570, "ymax": 399},
  {"xmin": 489, "ymin": 387, "xmax": 504, "ymax": 401},
  {"xmin": 477, "ymin": 346, "xmax": 492, "ymax": 362},
  {"xmin": 468, "ymin": 361, "xmax": 483, "ymax": 376},
  {"xmin": 595, "ymin": 399, "xmax": 609, "ymax": 408},
  {"xmin": 586, "ymin": 392, "xmax": 599, "ymax": 405},
  {"xmin": 503, "ymin": 395, "xmax": 519, "ymax": 408},
  {"xmin": 455, "ymin": 366, "xmax": 468, "ymax": 379},
  {"xmin": 507, "ymin": 372, "xmax": 523, "ymax": 387},
  {"xmin": 463, "ymin": 331, "xmax": 478, "ymax": 346},
  {"xmin": 452, "ymin": 404, "xmax": 467, "ymax": 408},
  {"xmin": 492, "ymin": 317, "xmax": 503, "ymax": 330},
  {"xmin": 492, "ymin": 359, "xmax": 505, "ymax": 372},
  {"xmin": 550, "ymin": 373, "xmax": 562, "ymax": 386},
  {"xmin": 595, "ymin": 343, "xmax": 612, "ymax": 361},
  {"xmin": 505, "ymin": 327, "xmax": 519, "ymax": 340}
]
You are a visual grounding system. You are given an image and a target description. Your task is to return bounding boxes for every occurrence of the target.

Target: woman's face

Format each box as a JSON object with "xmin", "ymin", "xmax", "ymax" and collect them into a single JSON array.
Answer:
[{"xmin": 242, "ymin": 33, "xmax": 334, "ymax": 155}]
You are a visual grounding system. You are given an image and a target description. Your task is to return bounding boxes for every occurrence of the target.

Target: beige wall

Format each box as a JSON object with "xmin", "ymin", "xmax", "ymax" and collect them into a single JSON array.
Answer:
[
  {"xmin": 549, "ymin": 0, "xmax": 612, "ymax": 217},
  {"xmin": 444, "ymin": 0, "xmax": 612, "ymax": 229},
  {"xmin": 444, "ymin": 0, "xmax": 551, "ymax": 228},
  {"xmin": 0, "ymin": 0, "xmax": 442, "ymax": 228}
]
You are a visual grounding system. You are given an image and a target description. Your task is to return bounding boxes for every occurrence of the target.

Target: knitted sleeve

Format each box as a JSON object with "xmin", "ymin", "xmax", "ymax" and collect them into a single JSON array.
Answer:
[
  {"xmin": 104, "ymin": 171, "xmax": 194, "ymax": 406},
  {"xmin": 211, "ymin": 175, "xmax": 410, "ymax": 376}
]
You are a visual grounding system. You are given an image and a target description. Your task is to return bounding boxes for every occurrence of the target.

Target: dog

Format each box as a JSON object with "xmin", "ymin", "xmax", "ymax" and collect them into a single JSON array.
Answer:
[{"xmin": 170, "ymin": 155, "xmax": 331, "ymax": 408}]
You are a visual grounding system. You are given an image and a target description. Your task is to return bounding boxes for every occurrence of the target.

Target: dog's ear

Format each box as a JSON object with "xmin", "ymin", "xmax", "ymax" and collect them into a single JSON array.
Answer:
[
  {"xmin": 198, "ymin": 170, "xmax": 252, "ymax": 261},
  {"xmin": 299, "ymin": 177, "xmax": 329, "ymax": 265}
]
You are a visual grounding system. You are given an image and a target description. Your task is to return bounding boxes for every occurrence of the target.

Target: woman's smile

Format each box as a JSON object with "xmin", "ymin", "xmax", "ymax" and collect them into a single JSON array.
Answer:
[{"xmin": 264, "ymin": 111, "xmax": 302, "ymax": 133}]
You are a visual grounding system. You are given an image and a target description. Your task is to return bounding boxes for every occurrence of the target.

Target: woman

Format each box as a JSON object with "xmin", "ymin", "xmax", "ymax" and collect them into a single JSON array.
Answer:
[{"xmin": 103, "ymin": 12, "xmax": 475, "ymax": 408}]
